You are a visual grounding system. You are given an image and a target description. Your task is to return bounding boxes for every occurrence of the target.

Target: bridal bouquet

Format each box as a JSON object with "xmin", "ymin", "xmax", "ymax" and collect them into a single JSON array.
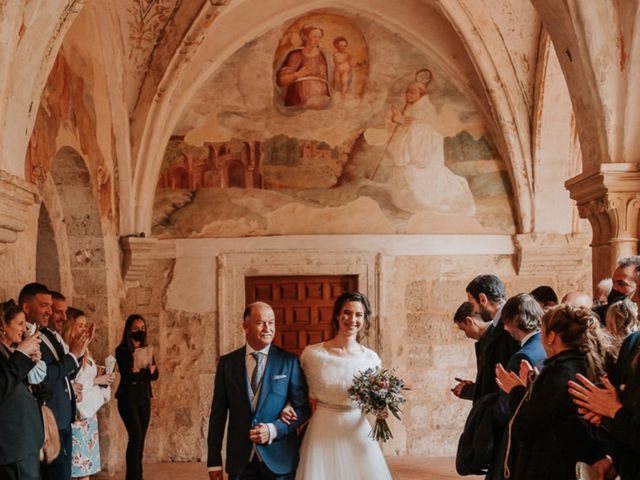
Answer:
[{"xmin": 348, "ymin": 367, "xmax": 408, "ymax": 442}]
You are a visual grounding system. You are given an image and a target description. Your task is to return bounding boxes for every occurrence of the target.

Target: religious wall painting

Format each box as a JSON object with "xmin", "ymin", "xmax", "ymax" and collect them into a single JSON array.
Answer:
[
  {"xmin": 153, "ymin": 10, "xmax": 516, "ymax": 237},
  {"xmin": 273, "ymin": 13, "xmax": 369, "ymax": 114}
]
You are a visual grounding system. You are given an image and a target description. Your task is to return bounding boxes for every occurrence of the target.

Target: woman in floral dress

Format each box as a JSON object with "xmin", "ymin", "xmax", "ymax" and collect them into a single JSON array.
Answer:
[{"xmin": 62, "ymin": 308, "xmax": 115, "ymax": 479}]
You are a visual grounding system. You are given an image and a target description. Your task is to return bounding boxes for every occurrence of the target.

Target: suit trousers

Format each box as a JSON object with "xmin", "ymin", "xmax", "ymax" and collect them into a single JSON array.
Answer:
[
  {"xmin": 42, "ymin": 428, "xmax": 72, "ymax": 480},
  {"xmin": 229, "ymin": 457, "xmax": 295, "ymax": 480},
  {"xmin": 117, "ymin": 387, "xmax": 151, "ymax": 480},
  {"xmin": 0, "ymin": 452, "xmax": 41, "ymax": 480}
]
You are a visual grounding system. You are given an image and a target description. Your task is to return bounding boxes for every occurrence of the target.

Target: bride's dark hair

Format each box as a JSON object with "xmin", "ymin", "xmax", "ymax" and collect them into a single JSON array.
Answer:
[{"xmin": 330, "ymin": 291, "xmax": 371, "ymax": 341}]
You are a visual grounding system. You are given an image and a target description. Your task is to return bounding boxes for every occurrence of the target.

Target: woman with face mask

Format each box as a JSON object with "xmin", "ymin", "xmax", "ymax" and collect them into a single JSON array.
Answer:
[{"xmin": 115, "ymin": 314, "xmax": 159, "ymax": 480}]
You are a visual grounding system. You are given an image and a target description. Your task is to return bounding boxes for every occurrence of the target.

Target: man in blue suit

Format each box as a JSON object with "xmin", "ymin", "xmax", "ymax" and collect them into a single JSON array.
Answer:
[
  {"xmin": 19, "ymin": 284, "xmax": 90, "ymax": 480},
  {"xmin": 207, "ymin": 301, "xmax": 310, "ymax": 480}
]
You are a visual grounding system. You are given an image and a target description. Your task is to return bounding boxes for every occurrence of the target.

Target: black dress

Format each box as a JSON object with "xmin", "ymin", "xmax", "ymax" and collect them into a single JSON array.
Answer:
[
  {"xmin": 606, "ymin": 331, "xmax": 640, "ymax": 480},
  {"xmin": 508, "ymin": 349, "xmax": 601, "ymax": 480}
]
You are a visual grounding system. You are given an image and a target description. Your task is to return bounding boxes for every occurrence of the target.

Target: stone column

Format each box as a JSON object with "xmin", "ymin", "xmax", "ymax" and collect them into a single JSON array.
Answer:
[
  {"xmin": 565, "ymin": 163, "xmax": 640, "ymax": 287},
  {"xmin": 0, "ymin": 169, "xmax": 39, "ymax": 248}
]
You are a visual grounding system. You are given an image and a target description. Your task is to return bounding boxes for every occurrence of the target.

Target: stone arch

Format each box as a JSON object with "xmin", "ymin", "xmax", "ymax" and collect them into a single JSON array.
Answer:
[
  {"xmin": 44, "ymin": 147, "xmax": 109, "ymax": 320},
  {"xmin": 131, "ymin": 0, "xmax": 531, "ymax": 236},
  {"xmin": 38, "ymin": 145, "xmax": 123, "ymax": 470}
]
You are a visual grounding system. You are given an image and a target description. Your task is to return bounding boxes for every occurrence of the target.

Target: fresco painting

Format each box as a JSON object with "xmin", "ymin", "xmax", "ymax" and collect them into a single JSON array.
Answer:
[
  {"xmin": 153, "ymin": 10, "xmax": 516, "ymax": 238},
  {"xmin": 273, "ymin": 12, "xmax": 369, "ymax": 114}
]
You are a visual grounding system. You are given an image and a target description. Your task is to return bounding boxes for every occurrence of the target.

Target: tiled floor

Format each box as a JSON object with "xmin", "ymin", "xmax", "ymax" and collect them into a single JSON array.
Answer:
[{"xmin": 95, "ymin": 457, "xmax": 483, "ymax": 479}]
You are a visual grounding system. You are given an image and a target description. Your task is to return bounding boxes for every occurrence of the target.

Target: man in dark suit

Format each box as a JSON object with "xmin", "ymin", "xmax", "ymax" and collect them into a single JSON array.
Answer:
[
  {"xmin": 207, "ymin": 301, "xmax": 311, "ymax": 480},
  {"xmin": 451, "ymin": 302, "xmax": 490, "ymax": 400},
  {"xmin": 19, "ymin": 284, "xmax": 89, "ymax": 480},
  {"xmin": 453, "ymin": 274, "xmax": 519, "ymax": 403},
  {"xmin": 0, "ymin": 317, "xmax": 43, "ymax": 480}
]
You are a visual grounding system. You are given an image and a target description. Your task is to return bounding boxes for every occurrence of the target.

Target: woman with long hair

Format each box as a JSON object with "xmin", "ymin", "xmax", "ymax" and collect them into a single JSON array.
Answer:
[
  {"xmin": 62, "ymin": 308, "xmax": 114, "ymax": 480},
  {"xmin": 0, "ymin": 300, "xmax": 44, "ymax": 479},
  {"xmin": 286, "ymin": 291, "xmax": 392, "ymax": 480},
  {"xmin": 116, "ymin": 314, "xmax": 158, "ymax": 480},
  {"xmin": 604, "ymin": 299, "xmax": 640, "ymax": 358},
  {"xmin": 496, "ymin": 304, "xmax": 611, "ymax": 480}
]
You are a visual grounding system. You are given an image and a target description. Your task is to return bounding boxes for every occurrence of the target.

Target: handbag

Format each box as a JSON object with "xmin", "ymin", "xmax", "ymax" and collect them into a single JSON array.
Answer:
[{"xmin": 40, "ymin": 404, "xmax": 61, "ymax": 464}]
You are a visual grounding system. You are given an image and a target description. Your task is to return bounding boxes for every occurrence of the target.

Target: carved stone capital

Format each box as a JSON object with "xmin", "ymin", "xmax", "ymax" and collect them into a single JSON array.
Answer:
[
  {"xmin": 515, "ymin": 232, "xmax": 591, "ymax": 275},
  {"xmin": 120, "ymin": 237, "xmax": 175, "ymax": 284},
  {"xmin": 0, "ymin": 170, "xmax": 39, "ymax": 244},
  {"xmin": 566, "ymin": 165, "xmax": 640, "ymax": 241},
  {"xmin": 565, "ymin": 163, "xmax": 640, "ymax": 284}
]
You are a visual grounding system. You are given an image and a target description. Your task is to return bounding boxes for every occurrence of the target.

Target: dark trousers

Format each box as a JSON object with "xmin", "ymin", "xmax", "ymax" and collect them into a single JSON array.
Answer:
[
  {"xmin": 117, "ymin": 390, "xmax": 151, "ymax": 480},
  {"xmin": 42, "ymin": 428, "xmax": 72, "ymax": 480},
  {"xmin": 0, "ymin": 452, "xmax": 41, "ymax": 480},
  {"xmin": 229, "ymin": 457, "xmax": 294, "ymax": 480}
]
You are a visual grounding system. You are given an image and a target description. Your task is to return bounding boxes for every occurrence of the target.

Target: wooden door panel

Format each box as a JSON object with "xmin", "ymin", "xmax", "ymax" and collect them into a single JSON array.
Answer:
[{"xmin": 245, "ymin": 275, "xmax": 358, "ymax": 355}]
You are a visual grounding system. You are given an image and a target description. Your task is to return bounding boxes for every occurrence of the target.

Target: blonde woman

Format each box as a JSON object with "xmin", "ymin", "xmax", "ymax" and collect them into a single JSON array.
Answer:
[
  {"xmin": 62, "ymin": 308, "xmax": 114, "ymax": 480},
  {"xmin": 604, "ymin": 299, "xmax": 640, "ymax": 357}
]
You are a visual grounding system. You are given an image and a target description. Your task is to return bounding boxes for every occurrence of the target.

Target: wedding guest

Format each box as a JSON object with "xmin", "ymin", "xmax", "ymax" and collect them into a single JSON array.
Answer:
[
  {"xmin": 51, "ymin": 292, "xmax": 69, "ymax": 338},
  {"xmin": 529, "ymin": 285, "xmax": 558, "ymax": 311},
  {"xmin": 561, "ymin": 291, "xmax": 593, "ymax": 308},
  {"xmin": 569, "ymin": 330, "xmax": 640, "ymax": 480},
  {"xmin": 116, "ymin": 314, "xmax": 158, "ymax": 480},
  {"xmin": 594, "ymin": 278, "xmax": 613, "ymax": 307},
  {"xmin": 594, "ymin": 257, "xmax": 640, "ymax": 324},
  {"xmin": 454, "ymin": 275, "xmax": 518, "ymax": 403},
  {"xmin": 62, "ymin": 308, "xmax": 114, "ymax": 480},
  {"xmin": 489, "ymin": 293, "xmax": 546, "ymax": 480},
  {"xmin": 20, "ymin": 283, "xmax": 89, "ymax": 480},
  {"xmin": 451, "ymin": 302, "xmax": 490, "ymax": 400},
  {"xmin": 496, "ymin": 305, "xmax": 611, "ymax": 480},
  {"xmin": 0, "ymin": 299, "xmax": 44, "ymax": 479},
  {"xmin": 604, "ymin": 299, "xmax": 639, "ymax": 357}
]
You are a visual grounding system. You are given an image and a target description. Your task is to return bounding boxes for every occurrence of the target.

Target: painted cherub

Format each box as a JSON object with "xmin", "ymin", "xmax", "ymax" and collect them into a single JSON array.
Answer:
[{"xmin": 332, "ymin": 36, "xmax": 352, "ymax": 98}]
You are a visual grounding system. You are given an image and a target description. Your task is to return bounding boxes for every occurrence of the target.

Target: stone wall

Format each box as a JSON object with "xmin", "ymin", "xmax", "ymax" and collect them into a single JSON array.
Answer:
[{"xmin": 122, "ymin": 233, "xmax": 592, "ymax": 461}]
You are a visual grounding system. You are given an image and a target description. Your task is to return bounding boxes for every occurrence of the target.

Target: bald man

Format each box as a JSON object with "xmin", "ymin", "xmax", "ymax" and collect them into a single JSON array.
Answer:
[
  {"xmin": 561, "ymin": 291, "xmax": 593, "ymax": 308},
  {"xmin": 207, "ymin": 302, "xmax": 310, "ymax": 480}
]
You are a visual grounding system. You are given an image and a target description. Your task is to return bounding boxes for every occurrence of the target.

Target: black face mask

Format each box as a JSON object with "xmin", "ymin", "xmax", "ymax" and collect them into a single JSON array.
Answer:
[
  {"xmin": 130, "ymin": 331, "xmax": 146, "ymax": 343},
  {"xmin": 607, "ymin": 288, "xmax": 628, "ymax": 305}
]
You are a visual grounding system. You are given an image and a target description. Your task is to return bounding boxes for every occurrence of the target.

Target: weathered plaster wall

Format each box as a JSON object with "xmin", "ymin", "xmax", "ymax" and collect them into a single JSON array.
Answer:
[{"xmin": 124, "ymin": 234, "xmax": 591, "ymax": 461}]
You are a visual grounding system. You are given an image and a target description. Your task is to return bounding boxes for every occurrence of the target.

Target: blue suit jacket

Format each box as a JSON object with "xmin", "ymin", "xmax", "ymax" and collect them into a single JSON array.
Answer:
[
  {"xmin": 505, "ymin": 331, "xmax": 547, "ymax": 373},
  {"xmin": 207, "ymin": 345, "xmax": 311, "ymax": 476},
  {"xmin": 40, "ymin": 328, "xmax": 79, "ymax": 432},
  {"xmin": 494, "ymin": 331, "xmax": 547, "ymax": 425}
]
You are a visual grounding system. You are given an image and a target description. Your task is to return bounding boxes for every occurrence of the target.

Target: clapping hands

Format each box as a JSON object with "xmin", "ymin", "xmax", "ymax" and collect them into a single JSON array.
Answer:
[
  {"xmin": 568, "ymin": 373, "xmax": 623, "ymax": 424},
  {"xmin": 496, "ymin": 359, "xmax": 537, "ymax": 394}
]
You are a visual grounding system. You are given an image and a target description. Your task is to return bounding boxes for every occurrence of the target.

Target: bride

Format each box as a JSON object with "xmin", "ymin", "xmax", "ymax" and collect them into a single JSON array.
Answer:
[{"xmin": 283, "ymin": 291, "xmax": 392, "ymax": 480}]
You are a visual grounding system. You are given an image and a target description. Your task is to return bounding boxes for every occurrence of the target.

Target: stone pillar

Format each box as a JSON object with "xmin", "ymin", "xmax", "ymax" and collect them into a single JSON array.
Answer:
[
  {"xmin": 565, "ymin": 163, "xmax": 640, "ymax": 287},
  {"xmin": 0, "ymin": 169, "xmax": 39, "ymax": 248}
]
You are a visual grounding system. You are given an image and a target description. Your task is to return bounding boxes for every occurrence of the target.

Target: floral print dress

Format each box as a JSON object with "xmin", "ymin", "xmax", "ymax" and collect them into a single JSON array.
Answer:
[{"xmin": 71, "ymin": 359, "xmax": 103, "ymax": 477}]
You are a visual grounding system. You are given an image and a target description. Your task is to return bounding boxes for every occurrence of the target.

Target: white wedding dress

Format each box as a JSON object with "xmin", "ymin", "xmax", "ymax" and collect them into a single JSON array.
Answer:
[{"xmin": 295, "ymin": 343, "xmax": 393, "ymax": 480}]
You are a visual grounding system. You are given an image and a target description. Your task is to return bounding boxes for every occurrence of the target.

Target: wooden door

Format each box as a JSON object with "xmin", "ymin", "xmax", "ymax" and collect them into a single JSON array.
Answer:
[{"xmin": 245, "ymin": 275, "xmax": 358, "ymax": 355}]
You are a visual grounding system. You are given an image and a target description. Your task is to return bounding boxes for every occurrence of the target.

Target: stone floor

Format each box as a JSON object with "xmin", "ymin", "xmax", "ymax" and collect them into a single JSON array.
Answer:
[{"xmin": 96, "ymin": 457, "xmax": 482, "ymax": 479}]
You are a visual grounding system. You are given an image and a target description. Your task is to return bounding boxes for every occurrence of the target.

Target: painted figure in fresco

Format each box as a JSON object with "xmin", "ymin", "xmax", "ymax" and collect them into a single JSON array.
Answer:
[
  {"xmin": 277, "ymin": 25, "xmax": 331, "ymax": 109},
  {"xmin": 388, "ymin": 69, "xmax": 476, "ymax": 216},
  {"xmin": 332, "ymin": 36, "xmax": 352, "ymax": 98}
]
